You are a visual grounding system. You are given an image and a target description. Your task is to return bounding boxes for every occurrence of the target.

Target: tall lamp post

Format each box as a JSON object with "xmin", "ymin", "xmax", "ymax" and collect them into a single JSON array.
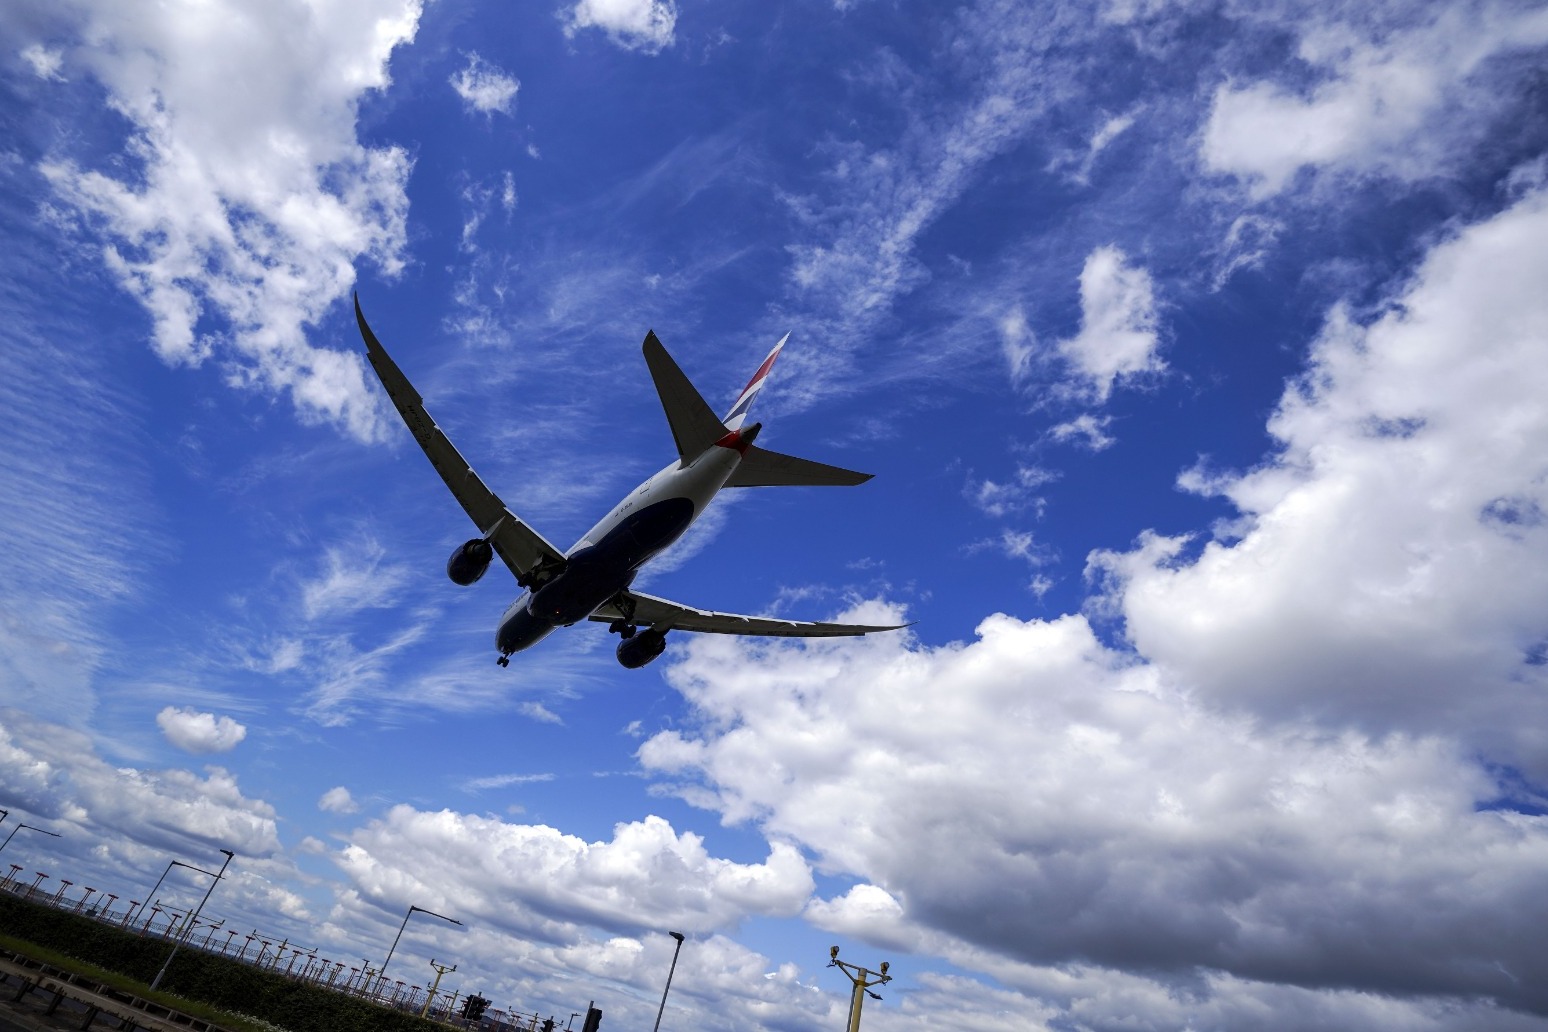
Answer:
[
  {"xmin": 651, "ymin": 931, "xmax": 686, "ymax": 1032},
  {"xmin": 381, "ymin": 904, "xmax": 462, "ymax": 978},
  {"xmin": 140, "ymin": 859, "xmax": 224, "ymax": 934},
  {"xmin": 0, "ymin": 823, "xmax": 61, "ymax": 854},
  {"xmin": 150, "ymin": 849, "xmax": 233, "ymax": 991},
  {"xmin": 827, "ymin": 947, "xmax": 891, "ymax": 1032}
]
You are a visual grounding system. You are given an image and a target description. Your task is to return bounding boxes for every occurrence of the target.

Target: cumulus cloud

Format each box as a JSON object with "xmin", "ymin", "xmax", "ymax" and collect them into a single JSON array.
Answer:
[
  {"xmin": 1057, "ymin": 246, "xmax": 1162, "ymax": 400},
  {"xmin": 318, "ymin": 786, "xmax": 359, "ymax": 814},
  {"xmin": 449, "ymin": 52, "xmax": 519, "ymax": 115},
  {"xmin": 641, "ymin": 611, "xmax": 1548, "ymax": 1020},
  {"xmin": 0, "ymin": 711, "xmax": 280, "ymax": 858},
  {"xmin": 1094, "ymin": 184, "xmax": 1548, "ymax": 760},
  {"xmin": 156, "ymin": 706, "xmax": 247, "ymax": 754},
  {"xmin": 335, "ymin": 807, "xmax": 813, "ymax": 939},
  {"xmin": 38, "ymin": 0, "xmax": 422, "ymax": 442},
  {"xmin": 563, "ymin": 0, "xmax": 676, "ymax": 53},
  {"xmin": 1201, "ymin": 4, "xmax": 1548, "ymax": 197}
]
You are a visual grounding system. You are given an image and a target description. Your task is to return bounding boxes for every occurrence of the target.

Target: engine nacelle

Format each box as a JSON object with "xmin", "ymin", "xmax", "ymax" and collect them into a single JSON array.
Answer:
[
  {"xmin": 447, "ymin": 538, "xmax": 494, "ymax": 586},
  {"xmin": 616, "ymin": 628, "xmax": 668, "ymax": 668}
]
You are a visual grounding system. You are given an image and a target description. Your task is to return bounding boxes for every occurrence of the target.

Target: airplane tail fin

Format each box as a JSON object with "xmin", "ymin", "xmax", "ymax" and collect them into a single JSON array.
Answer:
[
  {"xmin": 722, "ymin": 333, "xmax": 788, "ymax": 430},
  {"xmin": 644, "ymin": 331, "xmax": 730, "ymax": 465},
  {"xmin": 643, "ymin": 330, "xmax": 870, "ymax": 485}
]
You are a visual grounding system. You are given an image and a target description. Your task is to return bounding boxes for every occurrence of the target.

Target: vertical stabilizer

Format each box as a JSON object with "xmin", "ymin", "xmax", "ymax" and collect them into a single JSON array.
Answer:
[
  {"xmin": 722, "ymin": 333, "xmax": 788, "ymax": 430},
  {"xmin": 643, "ymin": 331, "xmax": 730, "ymax": 464}
]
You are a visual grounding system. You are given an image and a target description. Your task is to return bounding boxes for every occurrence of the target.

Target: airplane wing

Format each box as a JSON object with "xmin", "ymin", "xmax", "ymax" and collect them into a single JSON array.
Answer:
[
  {"xmin": 588, "ymin": 589, "xmax": 908, "ymax": 638},
  {"xmin": 355, "ymin": 296, "xmax": 568, "ymax": 585}
]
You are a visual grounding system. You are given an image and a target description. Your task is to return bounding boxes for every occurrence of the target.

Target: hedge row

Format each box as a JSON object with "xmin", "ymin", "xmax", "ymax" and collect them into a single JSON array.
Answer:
[{"xmin": 0, "ymin": 893, "xmax": 446, "ymax": 1032}]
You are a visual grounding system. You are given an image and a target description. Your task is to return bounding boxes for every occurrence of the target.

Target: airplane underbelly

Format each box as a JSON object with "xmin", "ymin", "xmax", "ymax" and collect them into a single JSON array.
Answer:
[
  {"xmin": 496, "ymin": 598, "xmax": 557, "ymax": 654},
  {"xmin": 530, "ymin": 497, "xmax": 697, "ymax": 628},
  {"xmin": 617, "ymin": 496, "xmax": 696, "ymax": 558}
]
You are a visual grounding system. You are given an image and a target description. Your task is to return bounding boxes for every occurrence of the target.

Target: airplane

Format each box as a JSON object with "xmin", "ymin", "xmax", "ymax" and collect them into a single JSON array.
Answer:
[{"xmin": 353, "ymin": 296, "xmax": 906, "ymax": 668}]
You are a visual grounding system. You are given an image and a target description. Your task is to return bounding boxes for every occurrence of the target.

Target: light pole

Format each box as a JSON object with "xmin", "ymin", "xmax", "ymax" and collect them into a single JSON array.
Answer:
[
  {"xmin": 421, "ymin": 960, "xmax": 458, "ymax": 1019},
  {"xmin": 827, "ymin": 947, "xmax": 891, "ymax": 1032},
  {"xmin": 651, "ymin": 931, "xmax": 686, "ymax": 1032},
  {"xmin": 0, "ymin": 823, "xmax": 61, "ymax": 855},
  {"xmin": 139, "ymin": 859, "xmax": 222, "ymax": 933},
  {"xmin": 381, "ymin": 904, "xmax": 463, "ymax": 978},
  {"xmin": 150, "ymin": 849, "xmax": 233, "ymax": 991}
]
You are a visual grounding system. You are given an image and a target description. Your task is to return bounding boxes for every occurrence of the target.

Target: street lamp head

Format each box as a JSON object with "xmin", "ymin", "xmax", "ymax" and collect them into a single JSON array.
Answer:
[
  {"xmin": 669, "ymin": 931, "xmax": 685, "ymax": 943},
  {"xmin": 879, "ymin": 961, "xmax": 889, "ymax": 976},
  {"xmin": 829, "ymin": 946, "xmax": 840, "ymax": 961},
  {"xmin": 220, "ymin": 849, "xmax": 234, "ymax": 858}
]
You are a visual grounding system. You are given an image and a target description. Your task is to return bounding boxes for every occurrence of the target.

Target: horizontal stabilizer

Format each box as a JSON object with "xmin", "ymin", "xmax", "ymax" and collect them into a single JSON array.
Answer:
[
  {"xmin": 724, "ymin": 444, "xmax": 872, "ymax": 487},
  {"xmin": 643, "ymin": 331, "xmax": 729, "ymax": 465}
]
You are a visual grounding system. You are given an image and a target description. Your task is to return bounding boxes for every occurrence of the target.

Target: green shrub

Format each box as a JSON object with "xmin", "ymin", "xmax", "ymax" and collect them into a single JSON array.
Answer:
[{"xmin": 0, "ymin": 894, "xmax": 444, "ymax": 1032}]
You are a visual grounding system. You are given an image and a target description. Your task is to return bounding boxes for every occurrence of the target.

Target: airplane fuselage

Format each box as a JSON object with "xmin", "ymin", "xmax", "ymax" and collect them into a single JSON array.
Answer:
[{"xmin": 495, "ymin": 428, "xmax": 756, "ymax": 656}]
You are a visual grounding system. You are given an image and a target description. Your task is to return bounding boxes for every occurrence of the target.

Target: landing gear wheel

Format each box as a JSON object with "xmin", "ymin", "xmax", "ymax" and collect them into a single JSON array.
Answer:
[
  {"xmin": 496, "ymin": 655, "xmax": 510, "ymax": 667},
  {"xmin": 608, "ymin": 619, "xmax": 637, "ymax": 639}
]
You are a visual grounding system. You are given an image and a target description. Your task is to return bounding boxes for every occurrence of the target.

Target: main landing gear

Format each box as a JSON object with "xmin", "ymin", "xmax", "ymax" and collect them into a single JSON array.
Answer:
[{"xmin": 496, "ymin": 654, "xmax": 510, "ymax": 667}]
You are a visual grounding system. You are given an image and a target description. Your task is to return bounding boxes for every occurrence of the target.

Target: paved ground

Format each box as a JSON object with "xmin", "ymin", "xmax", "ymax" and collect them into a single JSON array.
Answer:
[{"xmin": 0, "ymin": 980, "xmax": 97, "ymax": 1032}]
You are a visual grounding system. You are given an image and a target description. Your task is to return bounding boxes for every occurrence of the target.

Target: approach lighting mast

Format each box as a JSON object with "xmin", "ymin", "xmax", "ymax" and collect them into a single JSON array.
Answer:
[{"xmin": 828, "ymin": 946, "xmax": 891, "ymax": 1032}]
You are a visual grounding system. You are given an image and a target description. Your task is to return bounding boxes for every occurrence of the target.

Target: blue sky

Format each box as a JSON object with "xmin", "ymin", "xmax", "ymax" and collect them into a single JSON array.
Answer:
[{"xmin": 4, "ymin": 0, "xmax": 1548, "ymax": 1028}]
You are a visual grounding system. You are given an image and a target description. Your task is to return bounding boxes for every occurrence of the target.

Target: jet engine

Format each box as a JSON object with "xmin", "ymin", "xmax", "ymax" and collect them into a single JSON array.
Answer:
[
  {"xmin": 616, "ymin": 628, "xmax": 668, "ymax": 668},
  {"xmin": 447, "ymin": 538, "xmax": 494, "ymax": 585}
]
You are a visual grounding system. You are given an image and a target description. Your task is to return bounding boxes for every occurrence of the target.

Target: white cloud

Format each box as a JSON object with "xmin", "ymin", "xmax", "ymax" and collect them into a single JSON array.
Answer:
[
  {"xmin": 1057, "ymin": 245, "xmax": 1162, "ymax": 401},
  {"xmin": 21, "ymin": 43, "xmax": 64, "ymax": 81},
  {"xmin": 461, "ymin": 772, "xmax": 555, "ymax": 791},
  {"xmin": 0, "ymin": 711, "xmax": 280, "ymax": 858},
  {"xmin": 300, "ymin": 541, "xmax": 410, "ymax": 621},
  {"xmin": 1091, "ymin": 185, "xmax": 1548, "ymax": 763},
  {"xmin": 779, "ymin": 2, "xmax": 1072, "ymax": 395},
  {"xmin": 563, "ymin": 0, "xmax": 676, "ymax": 53},
  {"xmin": 318, "ymin": 786, "xmax": 359, "ymax": 813},
  {"xmin": 39, "ymin": 0, "xmax": 423, "ymax": 442},
  {"xmin": 0, "ymin": 295, "xmax": 158, "ymax": 725},
  {"xmin": 967, "ymin": 464, "xmax": 1059, "ymax": 519},
  {"xmin": 1049, "ymin": 110, "xmax": 1137, "ymax": 184},
  {"xmin": 335, "ymin": 807, "xmax": 813, "ymax": 938},
  {"xmin": 641, "ymin": 609, "xmax": 1548, "ymax": 1020},
  {"xmin": 1047, "ymin": 413, "xmax": 1115, "ymax": 451},
  {"xmin": 449, "ymin": 52, "xmax": 519, "ymax": 115},
  {"xmin": 518, "ymin": 701, "xmax": 564, "ymax": 724},
  {"xmin": 998, "ymin": 305, "xmax": 1036, "ymax": 384},
  {"xmin": 156, "ymin": 706, "xmax": 248, "ymax": 754},
  {"xmin": 1201, "ymin": 5, "xmax": 1548, "ymax": 198}
]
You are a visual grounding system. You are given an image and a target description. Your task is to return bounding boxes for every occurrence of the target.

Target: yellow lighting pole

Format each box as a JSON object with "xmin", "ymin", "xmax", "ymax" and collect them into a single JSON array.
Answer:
[
  {"xmin": 421, "ymin": 959, "xmax": 457, "ymax": 1018},
  {"xmin": 827, "ymin": 947, "xmax": 891, "ymax": 1032}
]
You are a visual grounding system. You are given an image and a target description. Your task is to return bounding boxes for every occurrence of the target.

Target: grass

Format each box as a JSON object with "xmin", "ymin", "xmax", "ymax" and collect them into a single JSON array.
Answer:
[{"xmin": 0, "ymin": 931, "xmax": 286, "ymax": 1032}]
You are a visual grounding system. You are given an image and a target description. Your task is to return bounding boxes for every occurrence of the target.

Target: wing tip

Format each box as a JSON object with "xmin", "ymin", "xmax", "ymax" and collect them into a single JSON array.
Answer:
[{"xmin": 353, "ymin": 292, "xmax": 383, "ymax": 353}]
